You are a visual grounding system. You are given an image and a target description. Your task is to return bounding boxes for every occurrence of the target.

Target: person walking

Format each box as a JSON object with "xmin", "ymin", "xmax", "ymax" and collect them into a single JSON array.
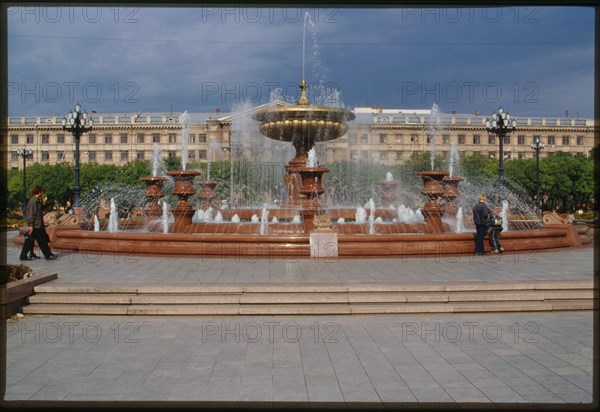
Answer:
[
  {"xmin": 472, "ymin": 194, "xmax": 490, "ymax": 255},
  {"xmin": 18, "ymin": 227, "xmax": 36, "ymax": 261},
  {"xmin": 24, "ymin": 186, "xmax": 57, "ymax": 261}
]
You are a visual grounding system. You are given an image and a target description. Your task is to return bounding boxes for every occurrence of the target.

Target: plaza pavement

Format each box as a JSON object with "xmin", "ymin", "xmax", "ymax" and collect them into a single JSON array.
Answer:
[{"xmin": 2, "ymin": 231, "xmax": 597, "ymax": 407}]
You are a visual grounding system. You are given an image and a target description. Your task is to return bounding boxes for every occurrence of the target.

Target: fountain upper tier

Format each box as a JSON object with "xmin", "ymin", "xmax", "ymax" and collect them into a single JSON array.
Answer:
[{"xmin": 252, "ymin": 80, "xmax": 355, "ymax": 146}]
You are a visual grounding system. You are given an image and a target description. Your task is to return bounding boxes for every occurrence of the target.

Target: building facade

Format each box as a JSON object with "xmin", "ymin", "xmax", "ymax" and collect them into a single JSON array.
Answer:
[{"xmin": 3, "ymin": 107, "xmax": 596, "ymax": 170}]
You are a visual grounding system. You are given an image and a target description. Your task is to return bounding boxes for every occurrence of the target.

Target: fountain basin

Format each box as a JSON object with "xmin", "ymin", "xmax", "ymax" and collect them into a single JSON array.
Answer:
[{"xmin": 45, "ymin": 223, "xmax": 582, "ymax": 258}]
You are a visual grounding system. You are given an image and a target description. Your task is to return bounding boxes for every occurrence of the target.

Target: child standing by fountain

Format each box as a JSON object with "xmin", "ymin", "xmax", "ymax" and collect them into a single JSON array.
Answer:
[{"xmin": 488, "ymin": 209, "xmax": 504, "ymax": 254}]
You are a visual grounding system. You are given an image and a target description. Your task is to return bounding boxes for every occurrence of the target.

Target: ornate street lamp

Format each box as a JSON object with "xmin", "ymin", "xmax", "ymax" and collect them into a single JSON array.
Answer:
[
  {"xmin": 62, "ymin": 102, "xmax": 93, "ymax": 206},
  {"xmin": 485, "ymin": 106, "xmax": 517, "ymax": 200},
  {"xmin": 530, "ymin": 136, "xmax": 545, "ymax": 214},
  {"xmin": 16, "ymin": 147, "xmax": 33, "ymax": 217}
]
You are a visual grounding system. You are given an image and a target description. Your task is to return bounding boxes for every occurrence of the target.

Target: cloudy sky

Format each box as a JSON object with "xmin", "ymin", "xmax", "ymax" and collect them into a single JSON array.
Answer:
[{"xmin": 7, "ymin": 4, "xmax": 595, "ymax": 118}]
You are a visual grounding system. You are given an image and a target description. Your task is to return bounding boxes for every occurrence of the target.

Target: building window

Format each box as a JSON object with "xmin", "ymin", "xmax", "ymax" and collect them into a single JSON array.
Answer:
[
  {"xmin": 11, "ymin": 134, "xmax": 19, "ymax": 144},
  {"xmin": 562, "ymin": 136, "xmax": 570, "ymax": 145},
  {"xmin": 426, "ymin": 134, "xmax": 434, "ymax": 144},
  {"xmin": 360, "ymin": 134, "xmax": 368, "ymax": 144},
  {"xmin": 411, "ymin": 134, "xmax": 419, "ymax": 144},
  {"xmin": 442, "ymin": 134, "xmax": 450, "ymax": 144},
  {"xmin": 89, "ymin": 151, "xmax": 96, "ymax": 161},
  {"xmin": 518, "ymin": 152, "xmax": 525, "ymax": 159},
  {"xmin": 120, "ymin": 134, "xmax": 128, "ymax": 144},
  {"xmin": 350, "ymin": 151, "xmax": 358, "ymax": 160},
  {"xmin": 11, "ymin": 151, "xmax": 18, "ymax": 161},
  {"xmin": 105, "ymin": 151, "xmax": 113, "ymax": 161},
  {"xmin": 188, "ymin": 151, "xmax": 196, "ymax": 159},
  {"xmin": 379, "ymin": 134, "xmax": 387, "ymax": 144},
  {"xmin": 472, "ymin": 135, "xmax": 480, "ymax": 145},
  {"xmin": 104, "ymin": 134, "xmax": 113, "ymax": 144},
  {"xmin": 41, "ymin": 151, "xmax": 49, "ymax": 161},
  {"xmin": 57, "ymin": 134, "xmax": 65, "ymax": 144},
  {"xmin": 120, "ymin": 150, "xmax": 129, "ymax": 161},
  {"xmin": 488, "ymin": 135, "xmax": 496, "ymax": 145},
  {"xmin": 505, "ymin": 151, "xmax": 512, "ymax": 159},
  {"xmin": 137, "ymin": 133, "xmax": 145, "ymax": 143},
  {"xmin": 503, "ymin": 136, "xmax": 510, "ymax": 144},
  {"xmin": 395, "ymin": 135, "xmax": 402, "ymax": 144},
  {"xmin": 188, "ymin": 134, "xmax": 196, "ymax": 143},
  {"xmin": 518, "ymin": 135, "xmax": 526, "ymax": 145},
  {"xmin": 199, "ymin": 134, "xmax": 207, "ymax": 143},
  {"xmin": 577, "ymin": 136, "xmax": 584, "ymax": 145},
  {"xmin": 547, "ymin": 136, "xmax": 555, "ymax": 145},
  {"xmin": 89, "ymin": 134, "xmax": 96, "ymax": 144},
  {"xmin": 349, "ymin": 135, "xmax": 357, "ymax": 145},
  {"xmin": 57, "ymin": 151, "xmax": 65, "ymax": 161},
  {"xmin": 168, "ymin": 133, "xmax": 177, "ymax": 143},
  {"xmin": 199, "ymin": 150, "xmax": 207, "ymax": 160},
  {"xmin": 152, "ymin": 134, "xmax": 161, "ymax": 143},
  {"xmin": 26, "ymin": 134, "xmax": 34, "ymax": 144},
  {"xmin": 168, "ymin": 150, "xmax": 176, "ymax": 158},
  {"xmin": 137, "ymin": 151, "xmax": 145, "ymax": 160},
  {"xmin": 457, "ymin": 134, "xmax": 465, "ymax": 144},
  {"xmin": 41, "ymin": 134, "xmax": 49, "ymax": 144},
  {"xmin": 488, "ymin": 151, "xmax": 496, "ymax": 159},
  {"xmin": 396, "ymin": 151, "xmax": 402, "ymax": 160}
]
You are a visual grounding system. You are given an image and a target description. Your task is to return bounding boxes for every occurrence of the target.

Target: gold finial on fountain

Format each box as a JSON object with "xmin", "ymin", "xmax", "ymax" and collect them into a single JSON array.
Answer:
[{"xmin": 297, "ymin": 79, "xmax": 309, "ymax": 106}]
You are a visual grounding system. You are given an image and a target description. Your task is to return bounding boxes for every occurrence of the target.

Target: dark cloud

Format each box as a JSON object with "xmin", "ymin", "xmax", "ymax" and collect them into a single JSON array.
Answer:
[{"xmin": 7, "ymin": 6, "xmax": 594, "ymax": 117}]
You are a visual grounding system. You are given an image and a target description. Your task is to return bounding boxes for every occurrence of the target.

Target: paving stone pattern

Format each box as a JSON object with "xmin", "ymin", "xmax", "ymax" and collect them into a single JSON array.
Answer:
[{"xmin": 5, "ymin": 312, "xmax": 593, "ymax": 404}]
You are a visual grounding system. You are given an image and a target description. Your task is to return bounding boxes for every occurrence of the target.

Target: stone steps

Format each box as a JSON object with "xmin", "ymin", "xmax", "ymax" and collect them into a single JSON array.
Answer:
[{"xmin": 21, "ymin": 280, "xmax": 595, "ymax": 316}]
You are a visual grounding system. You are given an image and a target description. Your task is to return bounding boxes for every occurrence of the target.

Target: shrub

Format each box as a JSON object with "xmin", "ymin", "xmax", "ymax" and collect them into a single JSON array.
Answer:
[{"xmin": 1, "ymin": 264, "xmax": 33, "ymax": 284}]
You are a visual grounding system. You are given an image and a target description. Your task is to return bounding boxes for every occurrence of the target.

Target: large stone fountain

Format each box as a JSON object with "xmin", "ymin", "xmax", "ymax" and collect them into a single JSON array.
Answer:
[
  {"xmin": 31, "ymin": 79, "xmax": 585, "ymax": 258},
  {"xmin": 251, "ymin": 79, "xmax": 355, "ymax": 229}
]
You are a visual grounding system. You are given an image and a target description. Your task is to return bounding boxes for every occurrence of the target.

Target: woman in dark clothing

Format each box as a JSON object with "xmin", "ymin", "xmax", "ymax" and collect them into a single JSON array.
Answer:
[
  {"xmin": 472, "ymin": 194, "xmax": 490, "ymax": 255},
  {"xmin": 24, "ymin": 186, "xmax": 57, "ymax": 261}
]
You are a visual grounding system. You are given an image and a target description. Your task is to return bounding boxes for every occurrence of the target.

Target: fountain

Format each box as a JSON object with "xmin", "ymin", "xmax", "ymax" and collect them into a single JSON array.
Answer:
[
  {"xmin": 107, "ymin": 198, "xmax": 118, "ymax": 233},
  {"xmin": 378, "ymin": 172, "xmax": 401, "ymax": 208},
  {"xmin": 162, "ymin": 200, "xmax": 169, "ymax": 234},
  {"xmin": 33, "ymin": 22, "xmax": 585, "ymax": 259}
]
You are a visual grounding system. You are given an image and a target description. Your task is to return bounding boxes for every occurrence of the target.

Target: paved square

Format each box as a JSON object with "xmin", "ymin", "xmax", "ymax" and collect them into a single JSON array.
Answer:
[{"xmin": 2, "ymin": 232, "xmax": 596, "ymax": 406}]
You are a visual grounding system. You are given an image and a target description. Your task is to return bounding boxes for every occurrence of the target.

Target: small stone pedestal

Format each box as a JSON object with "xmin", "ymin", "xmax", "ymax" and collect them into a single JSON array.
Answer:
[{"xmin": 310, "ymin": 229, "xmax": 338, "ymax": 259}]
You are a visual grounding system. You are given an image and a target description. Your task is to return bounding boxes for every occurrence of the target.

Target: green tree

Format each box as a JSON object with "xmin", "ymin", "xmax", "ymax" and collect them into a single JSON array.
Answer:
[
  {"xmin": 459, "ymin": 154, "xmax": 497, "ymax": 185},
  {"xmin": 164, "ymin": 156, "xmax": 182, "ymax": 171}
]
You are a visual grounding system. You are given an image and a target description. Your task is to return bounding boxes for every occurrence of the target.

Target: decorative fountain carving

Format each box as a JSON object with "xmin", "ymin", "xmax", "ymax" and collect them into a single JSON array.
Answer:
[
  {"xmin": 416, "ymin": 170, "xmax": 449, "ymax": 233},
  {"xmin": 166, "ymin": 170, "xmax": 201, "ymax": 232},
  {"xmin": 442, "ymin": 176, "xmax": 464, "ymax": 216},
  {"xmin": 140, "ymin": 176, "xmax": 167, "ymax": 219},
  {"xmin": 197, "ymin": 180, "xmax": 219, "ymax": 210}
]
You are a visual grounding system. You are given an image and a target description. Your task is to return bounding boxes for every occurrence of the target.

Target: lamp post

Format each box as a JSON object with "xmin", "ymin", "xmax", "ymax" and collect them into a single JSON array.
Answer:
[
  {"xmin": 16, "ymin": 148, "xmax": 33, "ymax": 217},
  {"xmin": 485, "ymin": 106, "xmax": 517, "ymax": 200},
  {"xmin": 530, "ymin": 136, "xmax": 545, "ymax": 214},
  {"xmin": 62, "ymin": 102, "xmax": 93, "ymax": 206}
]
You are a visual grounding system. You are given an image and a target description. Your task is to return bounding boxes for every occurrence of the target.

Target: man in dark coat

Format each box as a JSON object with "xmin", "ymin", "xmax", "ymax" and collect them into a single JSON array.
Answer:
[
  {"xmin": 25, "ymin": 186, "xmax": 57, "ymax": 261},
  {"xmin": 472, "ymin": 194, "xmax": 490, "ymax": 255}
]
